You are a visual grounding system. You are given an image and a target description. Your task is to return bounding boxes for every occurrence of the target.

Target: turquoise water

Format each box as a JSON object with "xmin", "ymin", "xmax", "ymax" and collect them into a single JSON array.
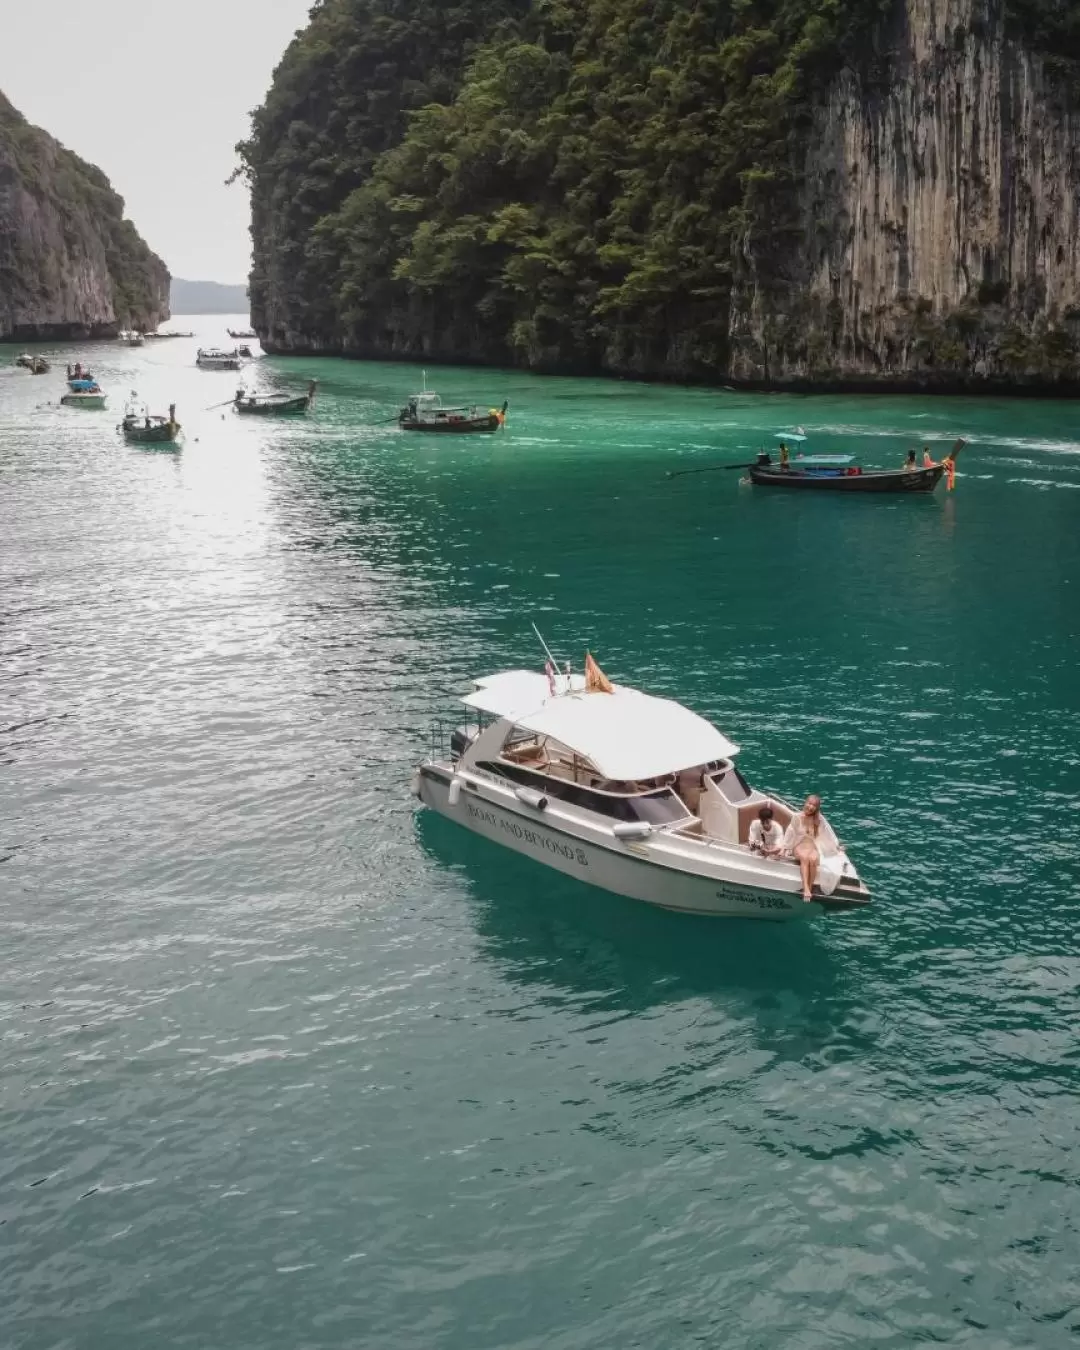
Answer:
[{"xmin": 3, "ymin": 324, "xmax": 1080, "ymax": 1348}]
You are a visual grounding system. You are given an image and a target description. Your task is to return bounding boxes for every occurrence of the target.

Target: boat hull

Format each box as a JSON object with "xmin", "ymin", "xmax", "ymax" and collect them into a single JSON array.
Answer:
[
  {"xmin": 122, "ymin": 420, "xmax": 179, "ymax": 444},
  {"xmin": 235, "ymin": 396, "xmax": 311, "ymax": 415},
  {"xmin": 750, "ymin": 464, "xmax": 945, "ymax": 492},
  {"xmin": 415, "ymin": 764, "xmax": 868, "ymax": 920},
  {"xmin": 400, "ymin": 416, "xmax": 500, "ymax": 433},
  {"xmin": 61, "ymin": 393, "xmax": 107, "ymax": 409},
  {"xmin": 197, "ymin": 359, "xmax": 242, "ymax": 370}
]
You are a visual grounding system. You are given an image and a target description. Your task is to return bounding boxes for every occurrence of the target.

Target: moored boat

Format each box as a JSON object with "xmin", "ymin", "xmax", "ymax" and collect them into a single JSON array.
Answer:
[
  {"xmin": 747, "ymin": 434, "xmax": 965, "ymax": 493},
  {"xmin": 233, "ymin": 380, "xmax": 316, "ymax": 415},
  {"xmin": 196, "ymin": 347, "xmax": 243, "ymax": 370},
  {"xmin": 121, "ymin": 398, "xmax": 181, "ymax": 444},
  {"xmin": 227, "ymin": 327, "xmax": 257, "ymax": 339},
  {"xmin": 399, "ymin": 390, "xmax": 507, "ymax": 433},
  {"xmin": 413, "ymin": 656, "xmax": 870, "ymax": 920},
  {"xmin": 118, "ymin": 330, "xmax": 145, "ymax": 347},
  {"xmin": 61, "ymin": 384, "xmax": 107, "ymax": 409},
  {"xmin": 17, "ymin": 354, "xmax": 50, "ymax": 373}
]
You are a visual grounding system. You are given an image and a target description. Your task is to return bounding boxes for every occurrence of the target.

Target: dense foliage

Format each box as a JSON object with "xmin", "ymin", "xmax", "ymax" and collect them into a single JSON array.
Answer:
[
  {"xmin": 0, "ymin": 91, "xmax": 167, "ymax": 331},
  {"xmin": 240, "ymin": 0, "xmax": 895, "ymax": 371},
  {"xmin": 241, "ymin": 0, "xmax": 1080, "ymax": 381}
]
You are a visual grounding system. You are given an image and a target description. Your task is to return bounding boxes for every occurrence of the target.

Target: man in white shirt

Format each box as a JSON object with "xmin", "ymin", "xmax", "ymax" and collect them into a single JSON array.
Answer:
[{"xmin": 748, "ymin": 804, "xmax": 784, "ymax": 858}]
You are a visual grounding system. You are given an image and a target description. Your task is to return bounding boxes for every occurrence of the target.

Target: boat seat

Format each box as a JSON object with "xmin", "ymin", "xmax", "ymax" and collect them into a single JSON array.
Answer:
[
  {"xmin": 737, "ymin": 797, "xmax": 793, "ymax": 845},
  {"xmin": 503, "ymin": 741, "xmax": 545, "ymax": 764}
]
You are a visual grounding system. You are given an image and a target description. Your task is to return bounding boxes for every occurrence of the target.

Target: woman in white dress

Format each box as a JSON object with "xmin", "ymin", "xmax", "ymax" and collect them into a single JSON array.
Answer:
[{"xmin": 784, "ymin": 795, "xmax": 844, "ymax": 901}]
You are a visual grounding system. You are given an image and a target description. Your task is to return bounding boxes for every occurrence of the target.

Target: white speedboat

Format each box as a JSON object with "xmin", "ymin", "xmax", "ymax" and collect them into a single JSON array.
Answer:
[
  {"xmin": 118, "ymin": 330, "xmax": 145, "ymax": 347},
  {"xmin": 413, "ymin": 665, "xmax": 871, "ymax": 920},
  {"xmin": 196, "ymin": 347, "xmax": 242, "ymax": 370},
  {"xmin": 61, "ymin": 387, "xmax": 107, "ymax": 409}
]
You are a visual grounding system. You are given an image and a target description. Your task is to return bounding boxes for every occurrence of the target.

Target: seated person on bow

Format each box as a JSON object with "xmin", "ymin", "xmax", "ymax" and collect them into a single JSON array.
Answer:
[
  {"xmin": 748, "ymin": 804, "xmax": 784, "ymax": 858},
  {"xmin": 784, "ymin": 794, "xmax": 845, "ymax": 902}
]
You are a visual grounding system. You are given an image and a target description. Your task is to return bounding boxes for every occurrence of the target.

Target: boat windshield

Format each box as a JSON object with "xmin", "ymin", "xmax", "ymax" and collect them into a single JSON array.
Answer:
[{"xmin": 478, "ymin": 756, "xmax": 693, "ymax": 826}]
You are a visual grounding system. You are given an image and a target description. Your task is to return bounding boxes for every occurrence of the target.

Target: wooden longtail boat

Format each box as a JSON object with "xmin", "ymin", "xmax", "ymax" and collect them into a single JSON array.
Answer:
[
  {"xmin": 399, "ymin": 390, "xmax": 507, "ymax": 433},
  {"xmin": 747, "ymin": 435, "xmax": 965, "ymax": 493},
  {"xmin": 233, "ymin": 380, "xmax": 316, "ymax": 415},
  {"xmin": 121, "ymin": 399, "xmax": 181, "ymax": 444},
  {"xmin": 197, "ymin": 348, "xmax": 242, "ymax": 370},
  {"xmin": 16, "ymin": 354, "xmax": 49, "ymax": 373}
]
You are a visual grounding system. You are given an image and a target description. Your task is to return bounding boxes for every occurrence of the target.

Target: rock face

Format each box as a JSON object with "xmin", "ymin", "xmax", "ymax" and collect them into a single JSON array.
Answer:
[
  {"xmin": 0, "ymin": 92, "xmax": 169, "ymax": 340},
  {"xmin": 734, "ymin": 0, "xmax": 1080, "ymax": 388},
  {"xmin": 247, "ymin": 0, "xmax": 1080, "ymax": 389}
]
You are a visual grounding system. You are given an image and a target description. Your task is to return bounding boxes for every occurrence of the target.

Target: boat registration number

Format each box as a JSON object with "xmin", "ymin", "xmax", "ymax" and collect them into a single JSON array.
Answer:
[{"xmin": 717, "ymin": 885, "xmax": 789, "ymax": 911}]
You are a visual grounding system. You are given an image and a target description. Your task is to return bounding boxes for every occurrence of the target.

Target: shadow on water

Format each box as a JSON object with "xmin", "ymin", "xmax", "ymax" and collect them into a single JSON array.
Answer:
[{"xmin": 416, "ymin": 810, "xmax": 859, "ymax": 1032}]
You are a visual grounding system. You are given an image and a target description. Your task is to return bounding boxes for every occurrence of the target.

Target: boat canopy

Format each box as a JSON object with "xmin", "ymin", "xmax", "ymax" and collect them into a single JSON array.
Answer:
[
  {"xmin": 797, "ymin": 454, "xmax": 854, "ymax": 465},
  {"xmin": 462, "ymin": 670, "xmax": 739, "ymax": 780}
]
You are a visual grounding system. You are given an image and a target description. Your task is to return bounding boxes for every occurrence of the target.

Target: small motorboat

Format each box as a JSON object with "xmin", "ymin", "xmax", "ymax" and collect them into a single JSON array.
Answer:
[
  {"xmin": 145, "ymin": 330, "xmax": 194, "ymax": 339},
  {"xmin": 15, "ymin": 353, "xmax": 34, "ymax": 369},
  {"xmin": 227, "ymin": 327, "xmax": 257, "ymax": 339},
  {"xmin": 747, "ymin": 433, "xmax": 965, "ymax": 493},
  {"xmin": 120, "ymin": 398, "xmax": 181, "ymax": 444},
  {"xmin": 233, "ymin": 380, "xmax": 316, "ymax": 416},
  {"xmin": 61, "ymin": 383, "xmax": 107, "ymax": 409},
  {"xmin": 17, "ymin": 354, "xmax": 49, "ymax": 373},
  {"xmin": 196, "ymin": 347, "xmax": 243, "ymax": 370},
  {"xmin": 412, "ymin": 655, "xmax": 871, "ymax": 919},
  {"xmin": 399, "ymin": 390, "xmax": 506, "ymax": 433},
  {"xmin": 118, "ymin": 331, "xmax": 145, "ymax": 347}
]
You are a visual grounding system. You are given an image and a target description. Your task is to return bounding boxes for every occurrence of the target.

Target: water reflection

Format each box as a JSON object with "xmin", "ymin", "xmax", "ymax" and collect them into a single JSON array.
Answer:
[{"xmin": 416, "ymin": 812, "xmax": 861, "ymax": 1048}]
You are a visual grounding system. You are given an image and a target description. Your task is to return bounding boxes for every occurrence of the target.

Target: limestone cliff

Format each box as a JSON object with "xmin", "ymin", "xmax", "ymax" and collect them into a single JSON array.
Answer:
[
  {"xmin": 0, "ymin": 92, "xmax": 169, "ymax": 340},
  {"xmin": 732, "ymin": 0, "xmax": 1080, "ymax": 388},
  {"xmin": 245, "ymin": 0, "xmax": 1080, "ymax": 390}
]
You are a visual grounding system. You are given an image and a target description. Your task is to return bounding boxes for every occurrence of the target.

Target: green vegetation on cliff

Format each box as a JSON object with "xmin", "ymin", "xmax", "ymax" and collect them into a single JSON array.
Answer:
[
  {"xmin": 241, "ymin": 0, "xmax": 893, "ymax": 371},
  {"xmin": 0, "ymin": 91, "xmax": 168, "ymax": 337},
  {"xmin": 242, "ymin": 0, "xmax": 1080, "ymax": 385}
]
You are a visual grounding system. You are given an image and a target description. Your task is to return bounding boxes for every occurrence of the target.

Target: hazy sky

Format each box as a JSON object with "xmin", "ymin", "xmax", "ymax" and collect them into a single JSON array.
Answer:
[{"xmin": 0, "ymin": 0, "xmax": 316, "ymax": 283}]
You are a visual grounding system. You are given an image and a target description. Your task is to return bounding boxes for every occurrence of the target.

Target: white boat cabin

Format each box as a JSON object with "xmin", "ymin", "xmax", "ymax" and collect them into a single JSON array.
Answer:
[
  {"xmin": 455, "ymin": 670, "xmax": 797, "ymax": 847},
  {"xmin": 402, "ymin": 391, "xmax": 483, "ymax": 424}
]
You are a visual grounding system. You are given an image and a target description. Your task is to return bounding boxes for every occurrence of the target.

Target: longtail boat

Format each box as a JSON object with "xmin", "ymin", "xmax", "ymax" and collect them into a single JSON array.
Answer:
[
  {"xmin": 233, "ymin": 380, "xmax": 316, "ymax": 415},
  {"xmin": 197, "ymin": 347, "xmax": 242, "ymax": 370},
  {"xmin": 747, "ymin": 434, "xmax": 965, "ymax": 493},
  {"xmin": 121, "ymin": 398, "xmax": 181, "ymax": 444},
  {"xmin": 399, "ymin": 389, "xmax": 507, "ymax": 433}
]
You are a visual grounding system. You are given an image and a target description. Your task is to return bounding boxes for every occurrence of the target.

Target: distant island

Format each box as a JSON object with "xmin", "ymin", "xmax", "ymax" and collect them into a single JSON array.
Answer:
[{"xmin": 171, "ymin": 279, "xmax": 249, "ymax": 315}]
